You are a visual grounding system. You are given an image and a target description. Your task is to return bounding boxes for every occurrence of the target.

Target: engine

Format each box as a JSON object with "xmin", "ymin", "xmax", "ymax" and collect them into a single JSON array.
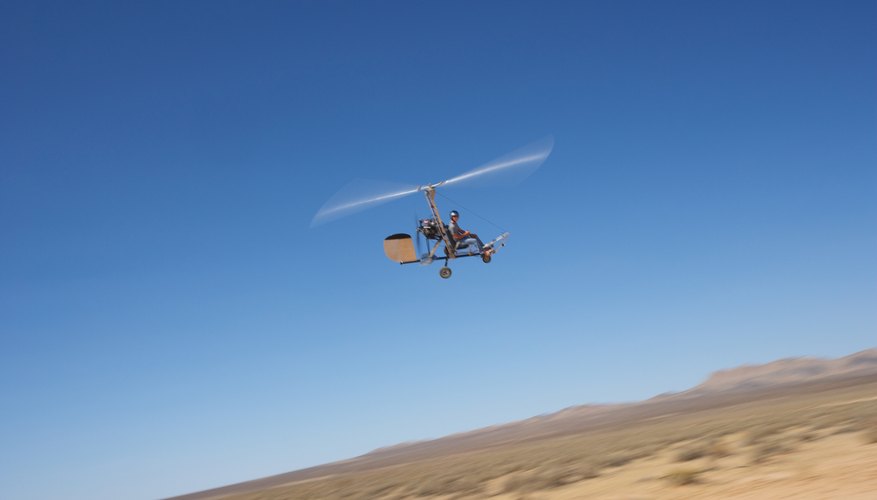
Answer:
[{"xmin": 417, "ymin": 218, "xmax": 442, "ymax": 240}]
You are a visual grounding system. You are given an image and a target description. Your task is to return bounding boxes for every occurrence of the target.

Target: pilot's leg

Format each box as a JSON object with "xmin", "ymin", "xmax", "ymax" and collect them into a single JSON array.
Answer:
[
  {"xmin": 463, "ymin": 236, "xmax": 483, "ymax": 254},
  {"xmin": 471, "ymin": 234, "xmax": 485, "ymax": 252}
]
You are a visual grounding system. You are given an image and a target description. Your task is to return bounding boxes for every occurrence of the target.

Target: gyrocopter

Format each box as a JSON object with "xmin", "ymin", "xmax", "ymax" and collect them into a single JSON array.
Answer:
[{"xmin": 311, "ymin": 137, "xmax": 553, "ymax": 278}]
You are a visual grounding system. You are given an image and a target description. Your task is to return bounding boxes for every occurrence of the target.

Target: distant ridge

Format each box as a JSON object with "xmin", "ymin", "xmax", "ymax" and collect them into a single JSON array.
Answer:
[
  {"xmin": 169, "ymin": 347, "xmax": 877, "ymax": 500},
  {"xmin": 690, "ymin": 348, "xmax": 877, "ymax": 394}
]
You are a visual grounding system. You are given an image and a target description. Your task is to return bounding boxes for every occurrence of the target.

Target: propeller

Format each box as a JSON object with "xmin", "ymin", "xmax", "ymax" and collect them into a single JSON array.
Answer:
[{"xmin": 310, "ymin": 136, "xmax": 554, "ymax": 226}]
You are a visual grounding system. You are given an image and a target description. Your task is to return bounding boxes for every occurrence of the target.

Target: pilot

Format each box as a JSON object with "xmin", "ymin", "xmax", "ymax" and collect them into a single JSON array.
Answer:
[{"xmin": 448, "ymin": 210, "xmax": 491, "ymax": 256}]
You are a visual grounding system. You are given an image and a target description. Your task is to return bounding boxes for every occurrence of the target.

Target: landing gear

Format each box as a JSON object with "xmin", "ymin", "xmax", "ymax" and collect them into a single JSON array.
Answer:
[
  {"xmin": 439, "ymin": 267, "xmax": 452, "ymax": 279},
  {"xmin": 481, "ymin": 252, "xmax": 492, "ymax": 263}
]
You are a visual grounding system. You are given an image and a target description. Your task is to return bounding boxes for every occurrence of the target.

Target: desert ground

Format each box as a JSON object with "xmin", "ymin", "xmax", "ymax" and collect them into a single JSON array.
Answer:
[{"xmin": 172, "ymin": 353, "xmax": 877, "ymax": 500}]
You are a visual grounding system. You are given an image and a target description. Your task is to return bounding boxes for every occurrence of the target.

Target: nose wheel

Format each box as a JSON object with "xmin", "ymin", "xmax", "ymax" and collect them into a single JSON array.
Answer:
[{"xmin": 439, "ymin": 267, "xmax": 452, "ymax": 279}]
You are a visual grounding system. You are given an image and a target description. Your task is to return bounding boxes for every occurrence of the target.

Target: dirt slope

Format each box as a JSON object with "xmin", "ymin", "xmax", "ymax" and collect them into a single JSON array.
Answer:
[{"xmin": 168, "ymin": 348, "xmax": 877, "ymax": 499}]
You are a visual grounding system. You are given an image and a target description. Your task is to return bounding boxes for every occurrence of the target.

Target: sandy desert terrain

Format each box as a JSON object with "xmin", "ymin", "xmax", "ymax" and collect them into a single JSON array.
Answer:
[{"xmin": 171, "ymin": 350, "xmax": 877, "ymax": 499}]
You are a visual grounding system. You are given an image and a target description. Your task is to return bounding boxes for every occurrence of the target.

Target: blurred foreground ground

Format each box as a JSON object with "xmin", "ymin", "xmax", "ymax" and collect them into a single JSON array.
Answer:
[
  {"xmin": 174, "ymin": 354, "xmax": 877, "ymax": 500},
  {"xmin": 489, "ymin": 428, "xmax": 877, "ymax": 499}
]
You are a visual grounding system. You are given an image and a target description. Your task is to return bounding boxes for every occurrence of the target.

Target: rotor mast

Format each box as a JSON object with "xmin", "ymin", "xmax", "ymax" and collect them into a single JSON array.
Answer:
[{"xmin": 420, "ymin": 185, "xmax": 456, "ymax": 260}]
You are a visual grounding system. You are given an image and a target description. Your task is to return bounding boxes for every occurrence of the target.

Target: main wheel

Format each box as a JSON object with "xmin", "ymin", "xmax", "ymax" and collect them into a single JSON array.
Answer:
[
  {"xmin": 439, "ymin": 267, "xmax": 452, "ymax": 279},
  {"xmin": 481, "ymin": 253, "xmax": 492, "ymax": 264}
]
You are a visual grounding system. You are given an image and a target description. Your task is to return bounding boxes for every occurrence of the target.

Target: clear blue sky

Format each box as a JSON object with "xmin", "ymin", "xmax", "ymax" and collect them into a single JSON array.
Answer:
[{"xmin": 1, "ymin": 1, "xmax": 875, "ymax": 498}]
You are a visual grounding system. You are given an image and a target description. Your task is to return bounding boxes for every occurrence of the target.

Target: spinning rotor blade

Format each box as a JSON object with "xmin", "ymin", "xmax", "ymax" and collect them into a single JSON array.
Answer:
[
  {"xmin": 310, "ymin": 136, "xmax": 553, "ymax": 226},
  {"xmin": 440, "ymin": 136, "xmax": 554, "ymax": 189},
  {"xmin": 311, "ymin": 179, "xmax": 419, "ymax": 227}
]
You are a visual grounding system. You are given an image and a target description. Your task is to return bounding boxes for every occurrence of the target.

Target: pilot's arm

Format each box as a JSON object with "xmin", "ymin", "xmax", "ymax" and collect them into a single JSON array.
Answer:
[{"xmin": 450, "ymin": 222, "xmax": 468, "ymax": 240}]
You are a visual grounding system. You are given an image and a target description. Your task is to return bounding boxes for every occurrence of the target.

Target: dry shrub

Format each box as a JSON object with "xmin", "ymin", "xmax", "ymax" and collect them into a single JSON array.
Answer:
[
  {"xmin": 675, "ymin": 438, "xmax": 731, "ymax": 462},
  {"xmin": 413, "ymin": 473, "xmax": 482, "ymax": 497},
  {"xmin": 863, "ymin": 420, "xmax": 877, "ymax": 444},
  {"xmin": 502, "ymin": 465, "xmax": 598, "ymax": 494},
  {"xmin": 707, "ymin": 439, "xmax": 732, "ymax": 458},
  {"xmin": 797, "ymin": 429, "xmax": 818, "ymax": 442},
  {"xmin": 675, "ymin": 445, "xmax": 707, "ymax": 462},
  {"xmin": 743, "ymin": 426, "xmax": 781, "ymax": 446},
  {"xmin": 600, "ymin": 451, "xmax": 637, "ymax": 468},
  {"xmin": 502, "ymin": 472, "xmax": 531, "ymax": 494},
  {"xmin": 664, "ymin": 467, "xmax": 701, "ymax": 486},
  {"xmin": 750, "ymin": 438, "xmax": 795, "ymax": 464},
  {"xmin": 830, "ymin": 421, "xmax": 862, "ymax": 435}
]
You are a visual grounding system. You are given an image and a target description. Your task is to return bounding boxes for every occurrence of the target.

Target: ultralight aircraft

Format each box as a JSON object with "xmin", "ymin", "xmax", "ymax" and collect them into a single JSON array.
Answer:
[{"xmin": 311, "ymin": 137, "xmax": 553, "ymax": 278}]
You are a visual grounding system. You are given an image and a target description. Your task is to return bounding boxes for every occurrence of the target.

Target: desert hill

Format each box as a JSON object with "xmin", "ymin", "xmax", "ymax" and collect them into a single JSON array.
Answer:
[
  {"xmin": 690, "ymin": 349, "xmax": 877, "ymax": 393},
  {"xmin": 169, "ymin": 348, "xmax": 877, "ymax": 499}
]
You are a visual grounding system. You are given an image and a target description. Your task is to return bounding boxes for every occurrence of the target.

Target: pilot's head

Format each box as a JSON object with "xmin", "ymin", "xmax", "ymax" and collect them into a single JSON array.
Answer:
[{"xmin": 449, "ymin": 210, "xmax": 459, "ymax": 221}]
